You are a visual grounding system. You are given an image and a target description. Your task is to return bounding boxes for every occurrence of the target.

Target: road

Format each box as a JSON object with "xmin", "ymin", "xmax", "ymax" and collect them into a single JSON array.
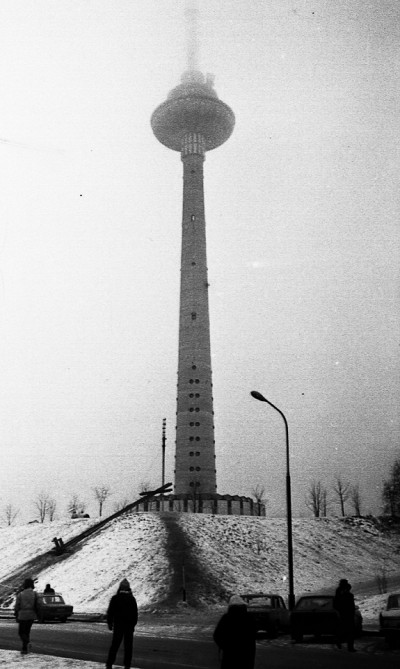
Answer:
[{"xmin": 0, "ymin": 620, "xmax": 399, "ymax": 668}]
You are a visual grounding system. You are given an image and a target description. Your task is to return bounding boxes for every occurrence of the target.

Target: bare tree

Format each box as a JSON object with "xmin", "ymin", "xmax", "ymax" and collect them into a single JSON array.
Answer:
[
  {"xmin": 3, "ymin": 503, "xmax": 19, "ymax": 526},
  {"xmin": 252, "ymin": 484, "xmax": 267, "ymax": 516},
  {"xmin": 67, "ymin": 494, "xmax": 87, "ymax": 517},
  {"xmin": 321, "ymin": 487, "xmax": 329, "ymax": 516},
  {"xmin": 305, "ymin": 480, "xmax": 326, "ymax": 517},
  {"xmin": 34, "ymin": 492, "xmax": 51, "ymax": 523},
  {"xmin": 93, "ymin": 485, "xmax": 111, "ymax": 517},
  {"xmin": 47, "ymin": 497, "xmax": 57, "ymax": 521},
  {"xmin": 350, "ymin": 484, "xmax": 362, "ymax": 516},
  {"xmin": 138, "ymin": 480, "xmax": 151, "ymax": 495},
  {"xmin": 333, "ymin": 476, "xmax": 351, "ymax": 516},
  {"xmin": 382, "ymin": 458, "xmax": 400, "ymax": 517},
  {"xmin": 113, "ymin": 498, "xmax": 130, "ymax": 513}
]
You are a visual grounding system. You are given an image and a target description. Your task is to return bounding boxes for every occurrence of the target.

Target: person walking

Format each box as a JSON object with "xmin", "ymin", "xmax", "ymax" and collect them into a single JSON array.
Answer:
[
  {"xmin": 14, "ymin": 577, "xmax": 38, "ymax": 654},
  {"xmin": 333, "ymin": 578, "xmax": 356, "ymax": 652},
  {"xmin": 105, "ymin": 578, "xmax": 138, "ymax": 669},
  {"xmin": 213, "ymin": 594, "xmax": 257, "ymax": 669}
]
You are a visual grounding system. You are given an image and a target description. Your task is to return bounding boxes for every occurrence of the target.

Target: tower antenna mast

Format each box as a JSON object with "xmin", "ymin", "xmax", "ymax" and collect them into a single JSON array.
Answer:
[{"xmin": 185, "ymin": 0, "xmax": 200, "ymax": 72}]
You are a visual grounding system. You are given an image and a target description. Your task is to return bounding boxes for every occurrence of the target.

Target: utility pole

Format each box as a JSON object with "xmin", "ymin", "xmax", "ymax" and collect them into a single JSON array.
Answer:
[
  {"xmin": 162, "ymin": 418, "xmax": 166, "ymax": 487},
  {"xmin": 161, "ymin": 418, "xmax": 166, "ymax": 510},
  {"xmin": 182, "ymin": 558, "xmax": 186, "ymax": 602}
]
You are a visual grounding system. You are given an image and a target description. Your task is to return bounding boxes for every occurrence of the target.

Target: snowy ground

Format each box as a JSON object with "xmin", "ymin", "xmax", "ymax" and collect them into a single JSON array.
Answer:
[
  {"xmin": 0, "ymin": 513, "xmax": 399, "ymax": 626},
  {"xmin": 0, "ymin": 519, "xmax": 99, "ymax": 584},
  {"xmin": 176, "ymin": 514, "xmax": 400, "ymax": 620},
  {"xmin": 0, "ymin": 650, "xmax": 107, "ymax": 667}
]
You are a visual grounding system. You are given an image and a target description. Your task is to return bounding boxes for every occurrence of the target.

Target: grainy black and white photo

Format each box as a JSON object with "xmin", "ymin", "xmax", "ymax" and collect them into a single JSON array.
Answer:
[{"xmin": 0, "ymin": 1, "xmax": 399, "ymax": 667}]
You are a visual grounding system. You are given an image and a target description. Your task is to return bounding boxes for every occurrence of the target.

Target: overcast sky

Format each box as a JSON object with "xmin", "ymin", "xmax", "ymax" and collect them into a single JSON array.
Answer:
[{"xmin": 0, "ymin": 0, "xmax": 399, "ymax": 522}]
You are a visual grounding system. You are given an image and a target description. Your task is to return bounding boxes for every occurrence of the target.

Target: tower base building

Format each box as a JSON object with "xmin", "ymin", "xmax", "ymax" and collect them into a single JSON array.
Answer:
[{"xmin": 135, "ymin": 493, "xmax": 265, "ymax": 516}]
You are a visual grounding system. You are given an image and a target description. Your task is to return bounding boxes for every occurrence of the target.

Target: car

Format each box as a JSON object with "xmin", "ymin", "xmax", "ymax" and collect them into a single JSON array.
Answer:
[
  {"xmin": 290, "ymin": 594, "xmax": 362, "ymax": 642},
  {"xmin": 36, "ymin": 592, "xmax": 73, "ymax": 623},
  {"xmin": 240, "ymin": 593, "xmax": 290, "ymax": 636},
  {"xmin": 379, "ymin": 593, "xmax": 400, "ymax": 645}
]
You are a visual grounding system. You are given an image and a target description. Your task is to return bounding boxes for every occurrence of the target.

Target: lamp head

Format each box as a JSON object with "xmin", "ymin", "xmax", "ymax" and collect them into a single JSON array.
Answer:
[{"xmin": 250, "ymin": 390, "xmax": 268, "ymax": 402}]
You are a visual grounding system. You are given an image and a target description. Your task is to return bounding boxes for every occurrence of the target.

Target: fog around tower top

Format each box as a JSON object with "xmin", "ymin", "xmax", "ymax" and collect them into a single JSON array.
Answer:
[
  {"xmin": 182, "ymin": 1, "xmax": 216, "ymax": 92},
  {"xmin": 185, "ymin": 0, "xmax": 200, "ymax": 72}
]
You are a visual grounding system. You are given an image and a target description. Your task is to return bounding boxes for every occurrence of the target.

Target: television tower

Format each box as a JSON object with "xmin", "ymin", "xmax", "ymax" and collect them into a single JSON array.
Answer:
[{"xmin": 151, "ymin": 1, "xmax": 235, "ymax": 497}]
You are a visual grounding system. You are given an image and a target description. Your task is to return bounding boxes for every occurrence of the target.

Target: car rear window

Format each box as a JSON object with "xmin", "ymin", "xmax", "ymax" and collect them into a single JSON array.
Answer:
[
  {"xmin": 246, "ymin": 597, "xmax": 273, "ymax": 608},
  {"xmin": 388, "ymin": 595, "xmax": 400, "ymax": 609},
  {"xmin": 296, "ymin": 597, "xmax": 333, "ymax": 610},
  {"xmin": 41, "ymin": 596, "xmax": 64, "ymax": 604}
]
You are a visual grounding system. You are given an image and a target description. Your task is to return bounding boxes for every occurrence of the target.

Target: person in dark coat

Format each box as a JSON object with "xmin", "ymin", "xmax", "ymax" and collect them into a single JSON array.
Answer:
[
  {"xmin": 333, "ymin": 579, "xmax": 356, "ymax": 652},
  {"xmin": 106, "ymin": 578, "xmax": 138, "ymax": 669},
  {"xmin": 43, "ymin": 584, "xmax": 55, "ymax": 595},
  {"xmin": 14, "ymin": 577, "xmax": 38, "ymax": 654},
  {"xmin": 213, "ymin": 594, "xmax": 257, "ymax": 669}
]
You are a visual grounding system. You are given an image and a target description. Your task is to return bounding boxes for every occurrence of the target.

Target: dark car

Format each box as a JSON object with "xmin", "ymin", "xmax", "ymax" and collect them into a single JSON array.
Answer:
[
  {"xmin": 290, "ymin": 594, "xmax": 362, "ymax": 642},
  {"xmin": 240, "ymin": 593, "xmax": 290, "ymax": 636},
  {"xmin": 379, "ymin": 593, "xmax": 400, "ymax": 645},
  {"xmin": 36, "ymin": 593, "xmax": 73, "ymax": 623}
]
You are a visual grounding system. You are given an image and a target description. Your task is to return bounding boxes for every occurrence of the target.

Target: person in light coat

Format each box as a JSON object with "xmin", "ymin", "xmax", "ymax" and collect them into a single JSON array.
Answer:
[{"xmin": 14, "ymin": 577, "xmax": 38, "ymax": 654}]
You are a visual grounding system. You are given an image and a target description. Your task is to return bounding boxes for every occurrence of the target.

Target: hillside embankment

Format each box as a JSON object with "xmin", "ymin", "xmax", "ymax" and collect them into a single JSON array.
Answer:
[{"xmin": 0, "ymin": 514, "xmax": 399, "ymax": 618}]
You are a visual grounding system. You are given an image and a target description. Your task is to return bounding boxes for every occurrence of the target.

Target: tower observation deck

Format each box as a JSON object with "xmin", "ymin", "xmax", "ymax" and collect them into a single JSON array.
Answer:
[{"xmin": 151, "ymin": 69, "xmax": 235, "ymax": 499}]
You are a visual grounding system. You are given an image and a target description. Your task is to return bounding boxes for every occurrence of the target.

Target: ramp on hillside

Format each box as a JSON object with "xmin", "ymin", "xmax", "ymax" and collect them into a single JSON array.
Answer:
[
  {"xmin": 0, "ymin": 485, "xmax": 172, "ymax": 606},
  {"xmin": 0, "ymin": 546, "xmax": 75, "ymax": 606}
]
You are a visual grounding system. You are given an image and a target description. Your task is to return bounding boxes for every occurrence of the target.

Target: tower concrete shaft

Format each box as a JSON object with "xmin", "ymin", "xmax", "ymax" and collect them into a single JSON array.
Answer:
[
  {"xmin": 151, "ymin": 70, "xmax": 234, "ymax": 499},
  {"xmin": 175, "ymin": 133, "xmax": 216, "ymax": 495}
]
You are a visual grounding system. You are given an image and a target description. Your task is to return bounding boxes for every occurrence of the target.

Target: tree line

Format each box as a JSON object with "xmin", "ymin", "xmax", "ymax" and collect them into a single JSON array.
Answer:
[
  {"xmin": 1, "ymin": 479, "xmax": 155, "ymax": 527},
  {"xmin": 2, "ymin": 484, "xmax": 122, "ymax": 526},
  {"xmin": 305, "ymin": 458, "xmax": 400, "ymax": 518},
  {"xmin": 2, "ymin": 460, "xmax": 399, "ymax": 524},
  {"xmin": 305, "ymin": 476, "xmax": 360, "ymax": 517}
]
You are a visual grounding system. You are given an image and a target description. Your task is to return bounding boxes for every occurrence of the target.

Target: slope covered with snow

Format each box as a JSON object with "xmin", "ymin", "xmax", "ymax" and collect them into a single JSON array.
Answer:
[
  {"xmin": 0, "ymin": 519, "xmax": 98, "ymax": 583},
  {"xmin": 30, "ymin": 514, "xmax": 170, "ymax": 611},
  {"xmin": 0, "ymin": 513, "xmax": 399, "ymax": 622},
  {"xmin": 177, "ymin": 514, "xmax": 399, "ymax": 601}
]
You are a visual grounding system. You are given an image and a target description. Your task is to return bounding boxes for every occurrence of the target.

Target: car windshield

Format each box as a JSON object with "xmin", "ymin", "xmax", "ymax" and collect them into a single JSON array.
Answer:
[
  {"xmin": 387, "ymin": 595, "xmax": 400, "ymax": 609},
  {"xmin": 296, "ymin": 597, "xmax": 333, "ymax": 610},
  {"xmin": 41, "ymin": 595, "xmax": 64, "ymax": 604}
]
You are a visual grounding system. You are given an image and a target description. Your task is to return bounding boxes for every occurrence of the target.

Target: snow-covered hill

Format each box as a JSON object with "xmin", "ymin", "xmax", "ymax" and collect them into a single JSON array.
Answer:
[
  {"xmin": 0, "ymin": 513, "xmax": 399, "ymax": 623},
  {"xmin": 178, "ymin": 514, "xmax": 399, "ymax": 598}
]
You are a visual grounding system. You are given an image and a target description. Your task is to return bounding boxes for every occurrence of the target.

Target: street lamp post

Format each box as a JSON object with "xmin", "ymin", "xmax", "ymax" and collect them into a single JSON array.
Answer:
[{"xmin": 250, "ymin": 390, "xmax": 295, "ymax": 610}]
